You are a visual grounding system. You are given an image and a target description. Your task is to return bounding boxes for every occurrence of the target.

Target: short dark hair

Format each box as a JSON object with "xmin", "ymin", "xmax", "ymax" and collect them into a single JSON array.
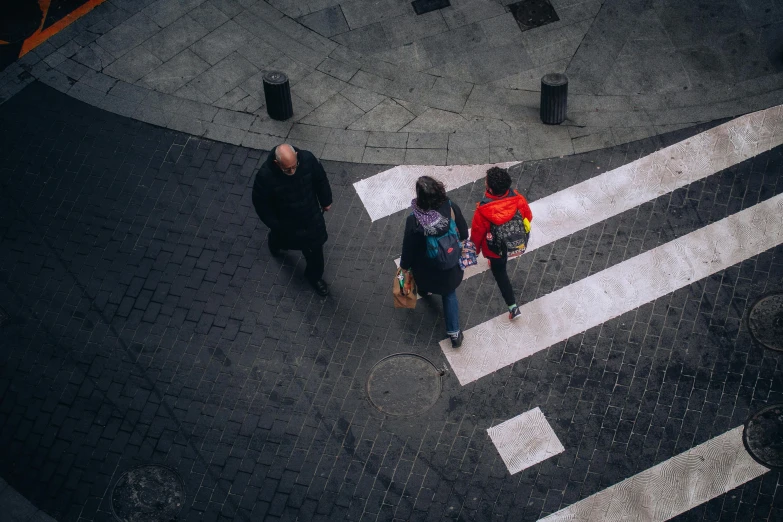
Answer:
[
  {"xmin": 486, "ymin": 166, "xmax": 511, "ymax": 195},
  {"xmin": 415, "ymin": 176, "xmax": 447, "ymax": 210}
]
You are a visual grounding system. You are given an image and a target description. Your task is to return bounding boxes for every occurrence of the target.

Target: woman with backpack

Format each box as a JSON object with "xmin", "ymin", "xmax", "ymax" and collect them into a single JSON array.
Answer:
[
  {"xmin": 400, "ymin": 176, "xmax": 469, "ymax": 347},
  {"xmin": 471, "ymin": 166, "xmax": 533, "ymax": 320}
]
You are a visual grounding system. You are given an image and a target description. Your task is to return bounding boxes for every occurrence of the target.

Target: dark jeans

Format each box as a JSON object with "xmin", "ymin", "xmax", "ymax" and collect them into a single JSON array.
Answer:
[
  {"xmin": 489, "ymin": 256, "xmax": 516, "ymax": 306},
  {"xmin": 269, "ymin": 230, "xmax": 325, "ymax": 283},
  {"xmin": 441, "ymin": 290, "xmax": 460, "ymax": 336}
]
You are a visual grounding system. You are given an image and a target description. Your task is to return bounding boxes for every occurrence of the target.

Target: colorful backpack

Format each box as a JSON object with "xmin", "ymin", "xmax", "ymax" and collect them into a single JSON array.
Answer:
[{"xmin": 483, "ymin": 191, "xmax": 531, "ymax": 258}]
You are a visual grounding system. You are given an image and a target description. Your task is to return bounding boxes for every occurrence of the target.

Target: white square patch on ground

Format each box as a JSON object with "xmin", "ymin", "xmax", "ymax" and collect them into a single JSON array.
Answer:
[{"xmin": 487, "ymin": 407, "xmax": 565, "ymax": 475}]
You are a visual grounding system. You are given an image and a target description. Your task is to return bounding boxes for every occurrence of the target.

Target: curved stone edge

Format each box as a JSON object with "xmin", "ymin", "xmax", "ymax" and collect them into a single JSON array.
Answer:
[
  {"xmin": 1, "ymin": 0, "xmax": 782, "ymax": 166},
  {"xmin": 0, "ymin": 477, "xmax": 57, "ymax": 522}
]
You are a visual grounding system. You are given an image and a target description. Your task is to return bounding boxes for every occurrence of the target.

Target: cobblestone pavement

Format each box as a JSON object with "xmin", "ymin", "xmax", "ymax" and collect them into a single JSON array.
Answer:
[
  {"xmin": 1, "ymin": 0, "xmax": 783, "ymax": 165},
  {"xmin": 1, "ymin": 83, "xmax": 783, "ymax": 522}
]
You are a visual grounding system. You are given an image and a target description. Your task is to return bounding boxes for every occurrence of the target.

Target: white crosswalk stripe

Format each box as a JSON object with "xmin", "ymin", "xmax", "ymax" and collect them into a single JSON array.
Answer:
[
  {"xmin": 439, "ymin": 192, "xmax": 783, "ymax": 385},
  {"xmin": 391, "ymin": 105, "xmax": 783, "ymax": 285},
  {"xmin": 538, "ymin": 426, "xmax": 768, "ymax": 522},
  {"xmin": 488, "ymin": 408, "xmax": 565, "ymax": 475},
  {"xmin": 354, "ymin": 162, "xmax": 516, "ymax": 222}
]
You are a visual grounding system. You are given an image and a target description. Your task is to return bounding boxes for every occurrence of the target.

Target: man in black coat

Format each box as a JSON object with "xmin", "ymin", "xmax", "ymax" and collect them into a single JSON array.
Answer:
[{"xmin": 252, "ymin": 144, "xmax": 333, "ymax": 296}]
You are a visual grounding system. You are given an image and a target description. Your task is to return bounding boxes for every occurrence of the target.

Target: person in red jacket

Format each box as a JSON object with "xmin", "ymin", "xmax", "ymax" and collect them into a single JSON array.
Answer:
[{"xmin": 470, "ymin": 166, "xmax": 533, "ymax": 320}]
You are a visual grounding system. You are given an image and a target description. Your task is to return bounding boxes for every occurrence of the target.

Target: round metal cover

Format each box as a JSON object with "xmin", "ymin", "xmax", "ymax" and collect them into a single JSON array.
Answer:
[
  {"xmin": 111, "ymin": 465, "xmax": 185, "ymax": 522},
  {"xmin": 366, "ymin": 354, "xmax": 442, "ymax": 416},
  {"xmin": 748, "ymin": 293, "xmax": 783, "ymax": 352},
  {"xmin": 743, "ymin": 404, "xmax": 783, "ymax": 469},
  {"xmin": 263, "ymin": 71, "xmax": 288, "ymax": 85}
]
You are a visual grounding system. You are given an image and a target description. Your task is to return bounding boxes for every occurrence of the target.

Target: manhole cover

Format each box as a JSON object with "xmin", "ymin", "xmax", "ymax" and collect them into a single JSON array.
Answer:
[
  {"xmin": 508, "ymin": 0, "xmax": 560, "ymax": 32},
  {"xmin": 366, "ymin": 354, "xmax": 442, "ymax": 416},
  {"xmin": 111, "ymin": 465, "xmax": 185, "ymax": 522},
  {"xmin": 748, "ymin": 293, "xmax": 783, "ymax": 352},
  {"xmin": 743, "ymin": 404, "xmax": 783, "ymax": 469}
]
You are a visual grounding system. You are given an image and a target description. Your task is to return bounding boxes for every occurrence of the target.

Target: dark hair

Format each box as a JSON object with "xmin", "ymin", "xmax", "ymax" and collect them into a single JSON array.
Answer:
[
  {"xmin": 415, "ymin": 176, "xmax": 447, "ymax": 210},
  {"xmin": 486, "ymin": 166, "xmax": 512, "ymax": 196}
]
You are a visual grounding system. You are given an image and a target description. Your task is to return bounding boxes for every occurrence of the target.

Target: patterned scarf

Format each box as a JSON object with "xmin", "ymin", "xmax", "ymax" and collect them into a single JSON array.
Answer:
[{"xmin": 411, "ymin": 198, "xmax": 448, "ymax": 236}]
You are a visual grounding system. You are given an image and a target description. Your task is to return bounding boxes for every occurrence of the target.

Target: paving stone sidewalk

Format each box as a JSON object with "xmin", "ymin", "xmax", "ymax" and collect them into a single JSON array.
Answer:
[
  {"xmin": 1, "ymin": 83, "xmax": 782, "ymax": 522},
  {"xmin": 1, "ymin": 0, "xmax": 783, "ymax": 165}
]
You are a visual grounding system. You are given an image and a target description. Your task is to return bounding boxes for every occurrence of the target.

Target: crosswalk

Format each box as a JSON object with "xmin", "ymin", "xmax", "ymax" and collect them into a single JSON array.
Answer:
[{"xmin": 354, "ymin": 104, "xmax": 782, "ymax": 521}]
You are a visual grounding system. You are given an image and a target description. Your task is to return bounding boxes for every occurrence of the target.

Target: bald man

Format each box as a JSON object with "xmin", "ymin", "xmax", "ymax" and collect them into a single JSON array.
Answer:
[{"xmin": 252, "ymin": 144, "xmax": 333, "ymax": 296}]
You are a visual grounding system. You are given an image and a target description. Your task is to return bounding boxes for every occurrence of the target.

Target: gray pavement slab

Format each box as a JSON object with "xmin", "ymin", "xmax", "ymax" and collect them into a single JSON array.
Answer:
[
  {"xmin": 299, "ymin": 5, "xmax": 350, "ymax": 37},
  {"xmin": 189, "ymin": 19, "xmax": 254, "ymax": 66},
  {"xmin": 348, "ymin": 98, "xmax": 415, "ymax": 132},
  {"xmin": 103, "ymin": 46, "xmax": 163, "ymax": 84},
  {"xmin": 140, "ymin": 49, "xmax": 210, "ymax": 93},
  {"xmin": 362, "ymin": 145, "xmax": 406, "ymax": 164},
  {"xmin": 142, "ymin": 14, "xmax": 209, "ymax": 62},
  {"xmin": 182, "ymin": 51, "xmax": 258, "ymax": 103},
  {"xmin": 96, "ymin": 11, "xmax": 161, "ymax": 58}
]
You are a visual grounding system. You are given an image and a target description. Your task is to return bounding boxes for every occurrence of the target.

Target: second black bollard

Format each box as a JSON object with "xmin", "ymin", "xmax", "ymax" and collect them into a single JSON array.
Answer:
[{"xmin": 540, "ymin": 73, "xmax": 568, "ymax": 125}]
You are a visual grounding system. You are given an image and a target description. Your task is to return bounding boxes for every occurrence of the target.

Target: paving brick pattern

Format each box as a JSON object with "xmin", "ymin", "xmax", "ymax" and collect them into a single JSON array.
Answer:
[{"xmin": 1, "ymin": 83, "xmax": 782, "ymax": 522}]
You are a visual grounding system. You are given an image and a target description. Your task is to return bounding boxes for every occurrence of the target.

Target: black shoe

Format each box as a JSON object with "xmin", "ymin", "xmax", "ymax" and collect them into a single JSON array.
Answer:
[
  {"xmin": 310, "ymin": 279, "xmax": 329, "ymax": 296},
  {"xmin": 267, "ymin": 232, "xmax": 285, "ymax": 257},
  {"xmin": 450, "ymin": 330, "xmax": 464, "ymax": 348},
  {"xmin": 509, "ymin": 305, "xmax": 522, "ymax": 321}
]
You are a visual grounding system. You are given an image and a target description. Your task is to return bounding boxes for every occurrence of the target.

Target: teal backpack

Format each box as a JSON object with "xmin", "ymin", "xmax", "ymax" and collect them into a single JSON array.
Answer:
[{"xmin": 424, "ymin": 203, "xmax": 462, "ymax": 270}]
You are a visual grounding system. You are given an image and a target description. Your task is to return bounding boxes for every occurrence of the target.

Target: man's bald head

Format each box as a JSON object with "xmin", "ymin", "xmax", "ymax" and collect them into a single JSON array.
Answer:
[{"xmin": 274, "ymin": 144, "xmax": 298, "ymax": 175}]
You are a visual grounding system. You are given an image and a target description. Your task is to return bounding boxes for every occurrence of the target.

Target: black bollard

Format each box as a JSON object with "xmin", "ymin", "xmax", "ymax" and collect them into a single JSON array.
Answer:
[
  {"xmin": 263, "ymin": 71, "xmax": 293, "ymax": 121},
  {"xmin": 540, "ymin": 73, "xmax": 568, "ymax": 125}
]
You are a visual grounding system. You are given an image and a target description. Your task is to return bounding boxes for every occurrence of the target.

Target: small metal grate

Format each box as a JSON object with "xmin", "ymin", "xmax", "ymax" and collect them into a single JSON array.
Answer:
[
  {"xmin": 412, "ymin": 0, "xmax": 451, "ymax": 16},
  {"xmin": 508, "ymin": 0, "xmax": 559, "ymax": 32},
  {"xmin": 743, "ymin": 404, "xmax": 783, "ymax": 469},
  {"xmin": 748, "ymin": 292, "xmax": 783, "ymax": 352},
  {"xmin": 112, "ymin": 465, "xmax": 185, "ymax": 522}
]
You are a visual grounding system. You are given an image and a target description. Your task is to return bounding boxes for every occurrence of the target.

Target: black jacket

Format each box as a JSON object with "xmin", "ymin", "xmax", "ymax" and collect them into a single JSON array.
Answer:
[
  {"xmin": 252, "ymin": 146, "xmax": 333, "ymax": 249},
  {"xmin": 400, "ymin": 199, "xmax": 468, "ymax": 295}
]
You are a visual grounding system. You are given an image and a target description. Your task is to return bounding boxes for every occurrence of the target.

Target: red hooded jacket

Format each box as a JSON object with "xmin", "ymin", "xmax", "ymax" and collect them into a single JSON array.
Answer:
[{"xmin": 470, "ymin": 189, "xmax": 533, "ymax": 259}]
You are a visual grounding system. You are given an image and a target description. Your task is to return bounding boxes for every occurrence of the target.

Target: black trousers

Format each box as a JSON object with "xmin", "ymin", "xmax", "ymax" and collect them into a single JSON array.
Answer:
[
  {"xmin": 269, "ymin": 230, "xmax": 325, "ymax": 283},
  {"xmin": 489, "ymin": 256, "xmax": 516, "ymax": 307}
]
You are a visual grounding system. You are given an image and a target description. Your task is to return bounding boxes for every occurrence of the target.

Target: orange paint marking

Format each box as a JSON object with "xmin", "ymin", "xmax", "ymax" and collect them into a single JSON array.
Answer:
[{"xmin": 20, "ymin": 0, "xmax": 108, "ymax": 56}]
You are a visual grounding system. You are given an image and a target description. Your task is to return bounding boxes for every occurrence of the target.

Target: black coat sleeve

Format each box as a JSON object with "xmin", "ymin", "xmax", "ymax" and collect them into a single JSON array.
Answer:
[
  {"xmin": 451, "ymin": 201, "xmax": 469, "ymax": 241},
  {"xmin": 309, "ymin": 154, "xmax": 332, "ymax": 208},
  {"xmin": 400, "ymin": 215, "xmax": 417, "ymax": 271},
  {"xmin": 252, "ymin": 171, "xmax": 280, "ymax": 230}
]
